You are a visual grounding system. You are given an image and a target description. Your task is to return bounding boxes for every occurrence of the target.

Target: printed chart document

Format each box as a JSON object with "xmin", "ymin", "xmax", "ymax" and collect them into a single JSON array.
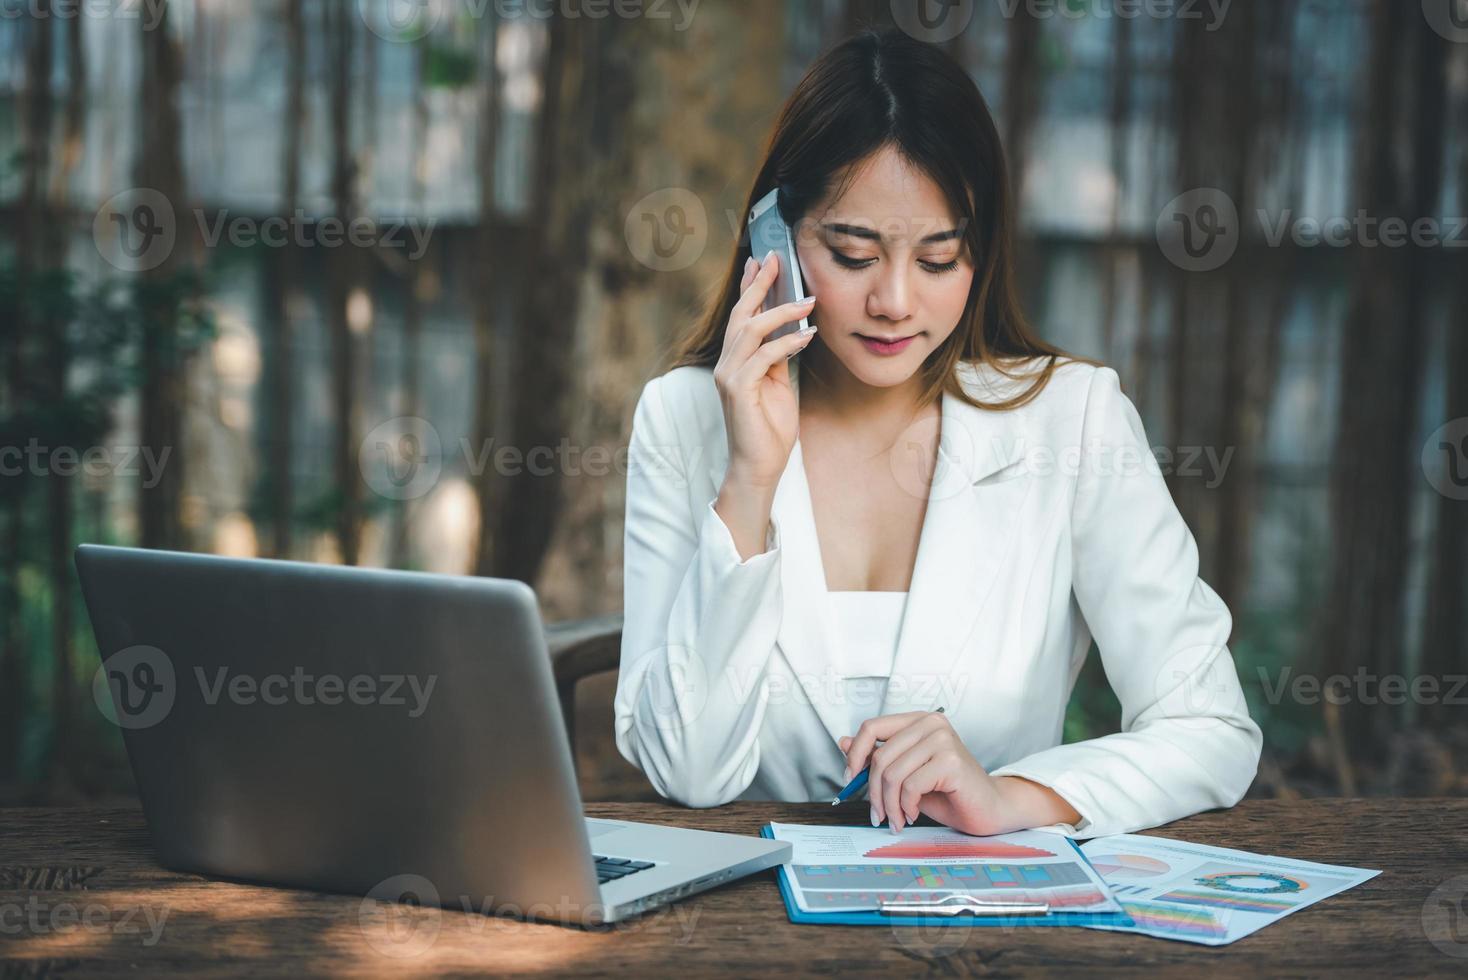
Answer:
[
  {"xmin": 767, "ymin": 822, "xmax": 1126, "ymax": 916},
  {"xmin": 1077, "ymin": 834, "xmax": 1380, "ymax": 945}
]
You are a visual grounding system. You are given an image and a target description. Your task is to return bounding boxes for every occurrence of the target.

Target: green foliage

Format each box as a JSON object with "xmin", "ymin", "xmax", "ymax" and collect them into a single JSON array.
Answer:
[
  {"xmin": 288, "ymin": 478, "xmax": 397, "ymax": 538},
  {"xmin": 423, "ymin": 40, "xmax": 476, "ymax": 88},
  {"xmin": 0, "ymin": 251, "xmax": 215, "ymax": 797},
  {"xmin": 1063, "ymin": 640, "xmax": 1122, "ymax": 744},
  {"xmin": 1231, "ymin": 490, "xmax": 1330, "ymax": 759}
]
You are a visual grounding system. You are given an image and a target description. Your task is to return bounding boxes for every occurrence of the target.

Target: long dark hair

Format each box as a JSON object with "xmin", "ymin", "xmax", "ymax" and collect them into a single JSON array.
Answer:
[{"xmin": 669, "ymin": 27, "xmax": 1098, "ymax": 411}]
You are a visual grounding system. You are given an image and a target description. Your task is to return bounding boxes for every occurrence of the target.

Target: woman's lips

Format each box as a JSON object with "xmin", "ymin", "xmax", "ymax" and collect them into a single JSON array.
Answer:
[{"xmin": 857, "ymin": 333, "xmax": 917, "ymax": 355}]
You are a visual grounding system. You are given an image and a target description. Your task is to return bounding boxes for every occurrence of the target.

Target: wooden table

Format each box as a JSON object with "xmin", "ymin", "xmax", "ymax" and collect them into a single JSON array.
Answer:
[{"xmin": 1, "ymin": 799, "xmax": 1464, "ymax": 976}]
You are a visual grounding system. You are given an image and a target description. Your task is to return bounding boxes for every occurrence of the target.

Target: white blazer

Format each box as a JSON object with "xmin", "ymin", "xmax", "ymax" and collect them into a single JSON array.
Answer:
[{"xmin": 614, "ymin": 355, "xmax": 1262, "ymax": 838}]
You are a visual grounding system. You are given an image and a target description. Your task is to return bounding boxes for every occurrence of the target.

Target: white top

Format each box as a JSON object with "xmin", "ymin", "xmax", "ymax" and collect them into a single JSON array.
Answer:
[{"xmin": 825, "ymin": 591, "xmax": 908, "ymax": 741}]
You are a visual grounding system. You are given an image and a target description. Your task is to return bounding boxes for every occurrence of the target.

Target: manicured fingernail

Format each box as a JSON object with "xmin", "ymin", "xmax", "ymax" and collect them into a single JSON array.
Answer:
[
  {"xmin": 843, "ymin": 766, "xmax": 851, "ymax": 782},
  {"xmin": 744, "ymin": 257, "xmax": 754, "ymax": 273},
  {"xmin": 870, "ymin": 805, "xmax": 879, "ymax": 827},
  {"xmin": 800, "ymin": 295, "xmax": 816, "ymax": 304},
  {"xmin": 798, "ymin": 324, "xmax": 817, "ymax": 337},
  {"xmin": 764, "ymin": 249, "xmax": 775, "ymax": 263}
]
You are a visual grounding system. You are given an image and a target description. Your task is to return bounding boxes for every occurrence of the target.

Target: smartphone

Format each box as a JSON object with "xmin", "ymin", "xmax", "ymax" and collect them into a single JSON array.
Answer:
[{"xmin": 746, "ymin": 187, "xmax": 811, "ymax": 343}]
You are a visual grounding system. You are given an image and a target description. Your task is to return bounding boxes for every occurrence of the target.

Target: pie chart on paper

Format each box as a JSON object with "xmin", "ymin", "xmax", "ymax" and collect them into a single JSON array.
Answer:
[{"xmin": 1086, "ymin": 852, "xmax": 1172, "ymax": 879}]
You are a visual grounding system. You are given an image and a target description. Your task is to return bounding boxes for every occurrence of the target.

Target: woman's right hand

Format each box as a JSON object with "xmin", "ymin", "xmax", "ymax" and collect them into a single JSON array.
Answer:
[{"xmin": 712, "ymin": 251, "xmax": 818, "ymax": 489}]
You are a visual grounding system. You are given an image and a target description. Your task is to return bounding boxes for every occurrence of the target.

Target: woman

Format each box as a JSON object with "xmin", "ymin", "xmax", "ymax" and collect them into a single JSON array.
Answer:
[{"xmin": 614, "ymin": 28, "xmax": 1261, "ymax": 839}]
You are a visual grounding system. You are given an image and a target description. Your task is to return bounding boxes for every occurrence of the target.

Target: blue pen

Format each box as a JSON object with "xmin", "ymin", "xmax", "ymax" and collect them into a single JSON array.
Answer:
[{"xmin": 830, "ymin": 706, "xmax": 944, "ymax": 806}]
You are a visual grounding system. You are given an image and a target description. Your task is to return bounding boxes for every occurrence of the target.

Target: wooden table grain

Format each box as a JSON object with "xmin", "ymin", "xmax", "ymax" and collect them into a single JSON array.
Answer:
[{"xmin": 1, "ymin": 799, "xmax": 1465, "ymax": 977}]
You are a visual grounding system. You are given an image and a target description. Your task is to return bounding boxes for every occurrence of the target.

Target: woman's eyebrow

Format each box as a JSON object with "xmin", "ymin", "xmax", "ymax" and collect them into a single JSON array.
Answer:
[{"xmin": 820, "ymin": 222, "xmax": 963, "ymax": 244}]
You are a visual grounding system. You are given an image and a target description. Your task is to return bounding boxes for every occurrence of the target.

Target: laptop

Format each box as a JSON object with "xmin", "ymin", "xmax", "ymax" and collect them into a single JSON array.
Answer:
[{"xmin": 74, "ymin": 544, "xmax": 790, "ymax": 927}]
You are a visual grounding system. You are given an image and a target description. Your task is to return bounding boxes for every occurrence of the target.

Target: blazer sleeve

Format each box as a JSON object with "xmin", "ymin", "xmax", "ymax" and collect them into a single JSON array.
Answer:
[
  {"xmin": 613, "ymin": 375, "xmax": 786, "ymax": 807},
  {"xmin": 989, "ymin": 366, "xmax": 1263, "ymax": 838}
]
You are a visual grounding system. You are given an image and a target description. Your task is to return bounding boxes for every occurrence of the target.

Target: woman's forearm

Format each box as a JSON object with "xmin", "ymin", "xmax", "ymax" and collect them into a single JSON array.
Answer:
[{"xmin": 992, "ymin": 775, "xmax": 1083, "ymax": 832}]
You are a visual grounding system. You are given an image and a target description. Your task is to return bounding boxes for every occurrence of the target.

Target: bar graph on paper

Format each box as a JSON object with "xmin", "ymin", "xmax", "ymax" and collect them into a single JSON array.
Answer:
[{"xmin": 792, "ymin": 860, "xmax": 1109, "ymax": 911}]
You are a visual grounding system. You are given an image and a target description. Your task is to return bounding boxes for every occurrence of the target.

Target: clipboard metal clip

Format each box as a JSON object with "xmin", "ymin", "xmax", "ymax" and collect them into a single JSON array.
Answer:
[{"xmin": 878, "ymin": 893, "xmax": 1052, "ymax": 917}]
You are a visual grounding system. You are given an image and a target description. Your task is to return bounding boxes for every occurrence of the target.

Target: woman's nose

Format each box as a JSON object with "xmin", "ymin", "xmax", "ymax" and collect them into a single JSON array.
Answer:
[{"xmin": 866, "ymin": 263, "xmax": 914, "ymax": 322}]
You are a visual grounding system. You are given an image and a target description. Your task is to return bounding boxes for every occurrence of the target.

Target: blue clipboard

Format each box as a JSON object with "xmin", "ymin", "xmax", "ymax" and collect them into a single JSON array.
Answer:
[{"xmin": 759, "ymin": 824, "xmax": 1136, "ymax": 928}]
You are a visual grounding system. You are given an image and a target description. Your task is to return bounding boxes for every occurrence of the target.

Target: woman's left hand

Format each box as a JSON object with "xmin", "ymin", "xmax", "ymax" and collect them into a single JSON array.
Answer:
[{"xmin": 838, "ymin": 710, "xmax": 1013, "ymax": 835}]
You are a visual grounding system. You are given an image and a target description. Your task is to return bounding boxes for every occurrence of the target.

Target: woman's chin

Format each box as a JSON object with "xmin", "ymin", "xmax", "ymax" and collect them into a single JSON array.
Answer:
[{"xmin": 837, "ymin": 347, "xmax": 926, "ymax": 386}]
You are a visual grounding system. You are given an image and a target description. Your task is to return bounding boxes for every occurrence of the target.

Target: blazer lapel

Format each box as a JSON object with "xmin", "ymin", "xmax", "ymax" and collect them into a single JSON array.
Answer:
[
  {"xmin": 706, "ymin": 359, "xmax": 1034, "ymax": 746},
  {"xmin": 879, "ymin": 370, "xmax": 1035, "ymax": 719}
]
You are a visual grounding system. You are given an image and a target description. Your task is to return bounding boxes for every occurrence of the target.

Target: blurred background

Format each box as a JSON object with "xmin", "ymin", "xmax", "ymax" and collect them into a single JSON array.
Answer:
[{"xmin": 1, "ymin": 0, "xmax": 1465, "ymax": 807}]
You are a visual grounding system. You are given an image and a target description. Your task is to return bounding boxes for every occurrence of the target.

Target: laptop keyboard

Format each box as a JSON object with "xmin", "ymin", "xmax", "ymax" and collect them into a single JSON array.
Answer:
[{"xmin": 593, "ymin": 854, "xmax": 655, "ymax": 884}]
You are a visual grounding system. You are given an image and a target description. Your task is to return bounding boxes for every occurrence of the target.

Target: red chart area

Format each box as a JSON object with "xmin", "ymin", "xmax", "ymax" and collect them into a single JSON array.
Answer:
[{"xmin": 864, "ymin": 841, "xmax": 1056, "ymax": 860}]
